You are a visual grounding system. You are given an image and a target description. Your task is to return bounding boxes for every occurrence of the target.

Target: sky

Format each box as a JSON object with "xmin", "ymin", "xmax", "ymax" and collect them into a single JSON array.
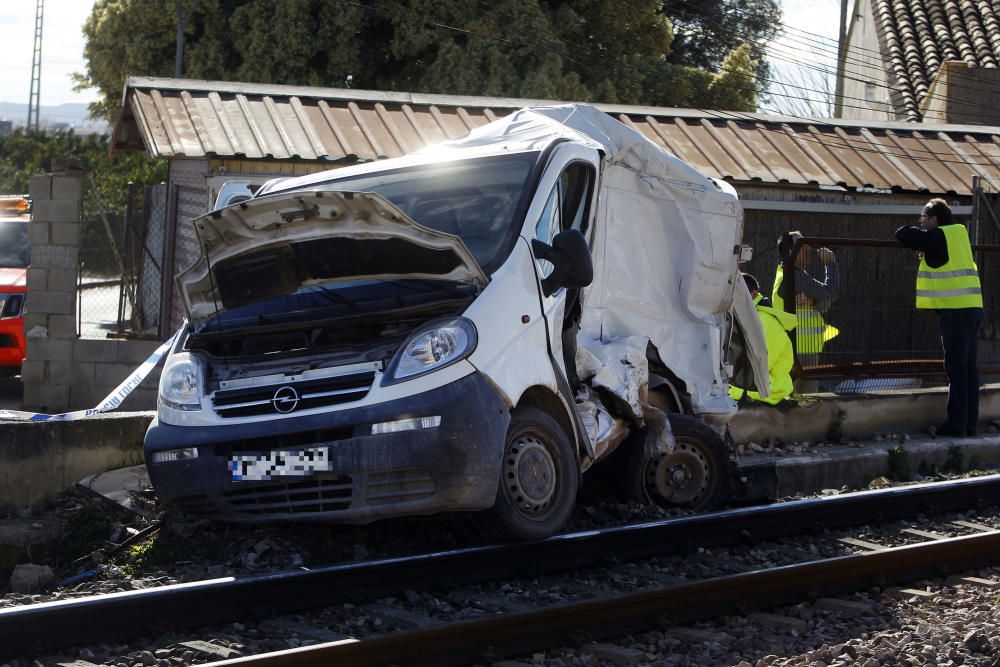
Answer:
[
  {"xmin": 0, "ymin": 0, "xmax": 843, "ymax": 111},
  {"xmin": 0, "ymin": 0, "xmax": 98, "ymax": 108}
]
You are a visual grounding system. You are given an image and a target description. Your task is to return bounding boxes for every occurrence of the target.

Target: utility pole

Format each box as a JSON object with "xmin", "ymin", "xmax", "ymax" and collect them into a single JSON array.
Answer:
[
  {"xmin": 834, "ymin": 0, "xmax": 849, "ymax": 119},
  {"xmin": 27, "ymin": 0, "xmax": 44, "ymax": 132},
  {"xmin": 174, "ymin": 0, "xmax": 203, "ymax": 78}
]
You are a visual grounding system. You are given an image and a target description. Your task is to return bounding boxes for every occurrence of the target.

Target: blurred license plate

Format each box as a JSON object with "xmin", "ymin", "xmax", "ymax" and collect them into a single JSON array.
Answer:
[{"xmin": 230, "ymin": 447, "xmax": 332, "ymax": 481}]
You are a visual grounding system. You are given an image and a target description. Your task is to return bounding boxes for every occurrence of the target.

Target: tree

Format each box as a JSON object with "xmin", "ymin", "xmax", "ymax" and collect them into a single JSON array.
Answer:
[
  {"xmin": 78, "ymin": 0, "xmax": 780, "ymax": 122},
  {"xmin": 660, "ymin": 0, "xmax": 780, "ymax": 82},
  {"xmin": 0, "ymin": 130, "xmax": 168, "ymax": 273}
]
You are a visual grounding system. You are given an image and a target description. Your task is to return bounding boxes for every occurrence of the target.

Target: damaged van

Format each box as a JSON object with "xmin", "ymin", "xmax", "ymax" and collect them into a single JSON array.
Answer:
[{"xmin": 144, "ymin": 105, "xmax": 768, "ymax": 540}]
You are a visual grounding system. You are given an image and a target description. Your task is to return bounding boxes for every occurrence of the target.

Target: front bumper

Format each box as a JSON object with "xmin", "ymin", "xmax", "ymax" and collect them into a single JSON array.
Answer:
[
  {"xmin": 0, "ymin": 316, "xmax": 25, "ymax": 371},
  {"xmin": 144, "ymin": 372, "xmax": 510, "ymax": 523}
]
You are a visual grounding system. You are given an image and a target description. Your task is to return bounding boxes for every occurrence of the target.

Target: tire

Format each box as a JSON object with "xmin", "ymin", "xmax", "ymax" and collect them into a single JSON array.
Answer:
[
  {"xmin": 485, "ymin": 406, "xmax": 579, "ymax": 541},
  {"xmin": 627, "ymin": 413, "xmax": 730, "ymax": 511}
]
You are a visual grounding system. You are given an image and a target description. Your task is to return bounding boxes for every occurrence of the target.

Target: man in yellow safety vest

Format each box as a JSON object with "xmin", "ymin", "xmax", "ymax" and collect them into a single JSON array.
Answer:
[
  {"xmin": 772, "ymin": 232, "xmax": 840, "ymax": 392},
  {"xmin": 896, "ymin": 199, "xmax": 984, "ymax": 437},
  {"xmin": 729, "ymin": 274, "xmax": 797, "ymax": 405}
]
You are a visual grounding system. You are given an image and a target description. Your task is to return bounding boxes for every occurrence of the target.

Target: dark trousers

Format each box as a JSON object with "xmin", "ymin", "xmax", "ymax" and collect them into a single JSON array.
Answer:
[{"xmin": 939, "ymin": 308, "xmax": 984, "ymax": 435}]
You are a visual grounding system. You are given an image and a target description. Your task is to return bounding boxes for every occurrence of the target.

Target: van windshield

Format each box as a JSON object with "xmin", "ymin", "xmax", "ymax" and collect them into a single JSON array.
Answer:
[
  {"xmin": 0, "ymin": 222, "xmax": 29, "ymax": 268},
  {"xmin": 313, "ymin": 151, "xmax": 539, "ymax": 273}
]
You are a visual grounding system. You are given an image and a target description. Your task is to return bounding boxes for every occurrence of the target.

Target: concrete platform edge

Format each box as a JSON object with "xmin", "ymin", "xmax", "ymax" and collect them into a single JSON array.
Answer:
[
  {"xmin": 0, "ymin": 411, "xmax": 154, "ymax": 512},
  {"xmin": 735, "ymin": 433, "xmax": 1000, "ymax": 500}
]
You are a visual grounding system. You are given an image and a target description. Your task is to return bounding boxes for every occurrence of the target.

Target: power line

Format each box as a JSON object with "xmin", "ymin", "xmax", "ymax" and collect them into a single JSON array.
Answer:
[
  {"xmin": 464, "ymin": 0, "xmax": 999, "ymax": 167},
  {"xmin": 648, "ymin": 2, "xmax": 1000, "ymax": 116},
  {"xmin": 767, "ymin": 29, "xmax": 997, "ymax": 106},
  {"xmin": 331, "ymin": 0, "xmax": 999, "ymax": 171}
]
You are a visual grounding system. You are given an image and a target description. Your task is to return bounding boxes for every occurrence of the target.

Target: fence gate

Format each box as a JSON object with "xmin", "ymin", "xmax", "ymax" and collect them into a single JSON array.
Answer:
[
  {"xmin": 118, "ymin": 183, "xmax": 168, "ymax": 339},
  {"xmin": 777, "ymin": 234, "xmax": 999, "ymax": 394},
  {"xmin": 972, "ymin": 176, "xmax": 1000, "ymax": 245}
]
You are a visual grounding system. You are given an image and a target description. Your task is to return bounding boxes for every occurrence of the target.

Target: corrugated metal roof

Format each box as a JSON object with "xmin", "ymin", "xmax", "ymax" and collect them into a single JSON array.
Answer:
[
  {"xmin": 874, "ymin": 0, "xmax": 1000, "ymax": 121},
  {"xmin": 113, "ymin": 77, "xmax": 1000, "ymax": 196}
]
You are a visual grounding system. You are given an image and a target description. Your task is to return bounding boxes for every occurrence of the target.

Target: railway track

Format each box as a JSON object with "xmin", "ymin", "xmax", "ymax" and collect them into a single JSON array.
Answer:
[{"xmin": 5, "ymin": 475, "xmax": 1000, "ymax": 665}]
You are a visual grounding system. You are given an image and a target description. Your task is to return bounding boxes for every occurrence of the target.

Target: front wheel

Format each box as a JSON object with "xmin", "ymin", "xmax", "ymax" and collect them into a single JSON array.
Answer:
[
  {"xmin": 484, "ymin": 406, "xmax": 578, "ymax": 541},
  {"xmin": 627, "ymin": 413, "xmax": 730, "ymax": 511}
]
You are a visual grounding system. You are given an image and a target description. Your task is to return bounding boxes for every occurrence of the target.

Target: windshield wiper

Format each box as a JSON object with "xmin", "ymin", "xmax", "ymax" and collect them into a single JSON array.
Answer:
[
  {"xmin": 385, "ymin": 279, "xmax": 478, "ymax": 295},
  {"xmin": 309, "ymin": 284, "xmax": 362, "ymax": 313}
]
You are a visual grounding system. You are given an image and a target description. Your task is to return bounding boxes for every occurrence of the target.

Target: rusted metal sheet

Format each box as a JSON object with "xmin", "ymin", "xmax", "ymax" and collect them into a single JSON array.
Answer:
[{"xmin": 113, "ymin": 77, "xmax": 1000, "ymax": 196}]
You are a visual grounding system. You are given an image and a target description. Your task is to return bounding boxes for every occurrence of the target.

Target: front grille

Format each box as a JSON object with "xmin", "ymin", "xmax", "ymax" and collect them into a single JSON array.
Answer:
[
  {"xmin": 222, "ymin": 477, "xmax": 353, "ymax": 514},
  {"xmin": 212, "ymin": 426, "xmax": 355, "ymax": 458},
  {"xmin": 366, "ymin": 469, "xmax": 436, "ymax": 506},
  {"xmin": 211, "ymin": 371, "xmax": 375, "ymax": 418},
  {"xmin": 0, "ymin": 334, "xmax": 16, "ymax": 348},
  {"xmin": 170, "ymin": 494, "xmax": 215, "ymax": 514}
]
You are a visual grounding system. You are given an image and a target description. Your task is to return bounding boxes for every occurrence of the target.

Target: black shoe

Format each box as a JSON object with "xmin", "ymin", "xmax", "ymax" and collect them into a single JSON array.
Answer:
[{"xmin": 935, "ymin": 424, "xmax": 964, "ymax": 437}]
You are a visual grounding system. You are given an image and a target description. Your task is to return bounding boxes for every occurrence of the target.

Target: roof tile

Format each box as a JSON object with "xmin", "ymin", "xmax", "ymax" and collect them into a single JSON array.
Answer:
[{"xmin": 873, "ymin": 0, "xmax": 1000, "ymax": 120}]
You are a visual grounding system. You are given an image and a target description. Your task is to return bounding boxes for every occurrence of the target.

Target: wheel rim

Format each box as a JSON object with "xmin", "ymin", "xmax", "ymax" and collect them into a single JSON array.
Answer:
[
  {"xmin": 643, "ymin": 437, "xmax": 712, "ymax": 507},
  {"xmin": 503, "ymin": 433, "xmax": 558, "ymax": 517}
]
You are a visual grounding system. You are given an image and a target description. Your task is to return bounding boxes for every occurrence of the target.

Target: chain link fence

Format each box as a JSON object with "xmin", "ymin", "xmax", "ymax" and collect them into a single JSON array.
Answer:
[
  {"xmin": 78, "ymin": 182, "xmax": 167, "ymax": 339},
  {"xmin": 772, "ymin": 235, "xmax": 999, "ymax": 393}
]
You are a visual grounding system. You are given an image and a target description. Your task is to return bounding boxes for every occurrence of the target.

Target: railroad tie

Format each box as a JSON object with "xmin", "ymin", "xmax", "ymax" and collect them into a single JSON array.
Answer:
[
  {"xmin": 620, "ymin": 564, "xmax": 688, "ymax": 586},
  {"xmin": 837, "ymin": 537, "xmax": 886, "ymax": 552},
  {"xmin": 665, "ymin": 627, "xmax": 732, "ymax": 643},
  {"xmin": 748, "ymin": 612, "xmax": 810, "ymax": 634},
  {"xmin": 48, "ymin": 661, "xmax": 101, "ymax": 667},
  {"xmin": 951, "ymin": 520, "xmax": 997, "ymax": 532},
  {"xmin": 901, "ymin": 528, "xmax": 948, "ymax": 540},
  {"xmin": 895, "ymin": 587, "xmax": 936, "ymax": 598},
  {"xmin": 586, "ymin": 642, "xmax": 647, "ymax": 666},
  {"xmin": 258, "ymin": 617, "xmax": 355, "ymax": 643},
  {"xmin": 176, "ymin": 640, "xmax": 239, "ymax": 660},
  {"xmin": 943, "ymin": 575, "xmax": 1000, "ymax": 589},
  {"xmin": 535, "ymin": 576, "xmax": 611, "ymax": 599},
  {"xmin": 366, "ymin": 604, "xmax": 442, "ymax": 630},
  {"xmin": 694, "ymin": 554, "xmax": 756, "ymax": 573},
  {"xmin": 449, "ymin": 592, "xmax": 534, "ymax": 614},
  {"xmin": 812, "ymin": 597, "xmax": 875, "ymax": 617}
]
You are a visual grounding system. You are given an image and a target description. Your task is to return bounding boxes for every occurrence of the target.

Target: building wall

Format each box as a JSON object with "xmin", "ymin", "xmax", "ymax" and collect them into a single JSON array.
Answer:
[
  {"xmin": 921, "ymin": 62, "xmax": 1000, "ymax": 126},
  {"xmin": 840, "ymin": 0, "xmax": 896, "ymax": 121}
]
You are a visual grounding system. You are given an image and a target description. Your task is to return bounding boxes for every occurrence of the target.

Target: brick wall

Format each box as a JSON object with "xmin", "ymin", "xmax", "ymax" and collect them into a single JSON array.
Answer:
[{"xmin": 22, "ymin": 168, "xmax": 162, "ymax": 413}]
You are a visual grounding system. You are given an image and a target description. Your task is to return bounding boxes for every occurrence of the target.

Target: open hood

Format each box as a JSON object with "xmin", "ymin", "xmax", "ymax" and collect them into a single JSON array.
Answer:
[{"xmin": 179, "ymin": 191, "xmax": 488, "ymax": 323}]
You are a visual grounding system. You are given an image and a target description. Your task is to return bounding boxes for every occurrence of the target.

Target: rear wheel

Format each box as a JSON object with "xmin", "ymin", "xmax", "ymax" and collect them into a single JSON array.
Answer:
[
  {"xmin": 485, "ymin": 406, "xmax": 578, "ymax": 541},
  {"xmin": 627, "ymin": 413, "xmax": 729, "ymax": 511}
]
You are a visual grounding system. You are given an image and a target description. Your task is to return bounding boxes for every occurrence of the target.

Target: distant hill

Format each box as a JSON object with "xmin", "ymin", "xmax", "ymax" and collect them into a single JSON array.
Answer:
[{"xmin": 0, "ymin": 101, "xmax": 108, "ymax": 134}]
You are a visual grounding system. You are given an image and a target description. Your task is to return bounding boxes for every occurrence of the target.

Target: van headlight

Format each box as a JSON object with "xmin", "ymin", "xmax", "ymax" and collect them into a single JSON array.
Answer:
[
  {"xmin": 384, "ymin": 318, "xmax": 477, "ymax": 384},
  {"xmin": 158, "ymin": 352, "xmax": 206, "ymax": 411}
]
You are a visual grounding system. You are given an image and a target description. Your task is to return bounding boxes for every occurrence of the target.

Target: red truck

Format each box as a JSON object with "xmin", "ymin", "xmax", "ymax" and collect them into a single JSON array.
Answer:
[{"xmin": 0, "ymin": 196, "xmax": 30, "ymax": 375}]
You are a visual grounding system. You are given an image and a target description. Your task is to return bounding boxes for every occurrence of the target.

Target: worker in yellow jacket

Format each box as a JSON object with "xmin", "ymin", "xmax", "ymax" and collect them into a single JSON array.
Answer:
[{"xmin": 730, "ymin": 273, "xmax": 797, "ymax": 405}]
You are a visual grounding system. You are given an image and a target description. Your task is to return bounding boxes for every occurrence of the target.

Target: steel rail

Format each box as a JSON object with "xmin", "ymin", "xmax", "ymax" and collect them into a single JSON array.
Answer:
[
  {"xmin": 2, "ymin": 474, "xmax": 999, "ymax": 658},
  {"xmin": 206, "ymin": 530, "xmax": 1000, "ymax": 667}
]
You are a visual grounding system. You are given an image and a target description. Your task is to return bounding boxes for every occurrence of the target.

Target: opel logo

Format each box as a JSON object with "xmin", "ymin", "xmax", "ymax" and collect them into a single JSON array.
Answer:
[{"xmin": 271, "ymin": 386, "xmax": 300, "ymax": 414}]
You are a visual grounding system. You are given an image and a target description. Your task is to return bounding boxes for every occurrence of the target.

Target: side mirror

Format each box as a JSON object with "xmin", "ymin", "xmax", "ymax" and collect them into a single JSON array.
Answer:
[{"xmin": 531, "ymin": 229, "xmax": 594, "ymax": 297}]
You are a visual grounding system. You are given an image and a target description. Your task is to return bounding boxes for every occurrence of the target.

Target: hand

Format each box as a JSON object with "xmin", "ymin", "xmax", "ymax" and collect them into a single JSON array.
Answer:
[{"xmin": 816, "ymin": 247, "xmax": 834, "ymax": 264}]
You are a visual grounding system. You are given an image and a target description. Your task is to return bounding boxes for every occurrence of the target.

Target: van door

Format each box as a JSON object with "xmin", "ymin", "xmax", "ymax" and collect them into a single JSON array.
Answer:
[{"xmin": 525, "ymin": 145, "xmax": 600, "ymax": 380}]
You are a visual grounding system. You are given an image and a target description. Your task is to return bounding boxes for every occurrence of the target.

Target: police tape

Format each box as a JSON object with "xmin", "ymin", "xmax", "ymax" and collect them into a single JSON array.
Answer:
[{"xmin": 0, "ymin": 333, "xmax": 178, "ymax": 422}]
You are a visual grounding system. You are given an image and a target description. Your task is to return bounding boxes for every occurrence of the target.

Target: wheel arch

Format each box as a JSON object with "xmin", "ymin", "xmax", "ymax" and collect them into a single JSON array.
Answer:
[{"xmin": 515, "ymin": 385, "xmax": 583, "ymax": 468}]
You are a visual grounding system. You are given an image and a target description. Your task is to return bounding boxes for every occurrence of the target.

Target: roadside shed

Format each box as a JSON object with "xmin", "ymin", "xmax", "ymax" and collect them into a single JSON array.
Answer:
[{"xmin": 111, "ymin": 76, "xmax": 1000, "ymax": 333}]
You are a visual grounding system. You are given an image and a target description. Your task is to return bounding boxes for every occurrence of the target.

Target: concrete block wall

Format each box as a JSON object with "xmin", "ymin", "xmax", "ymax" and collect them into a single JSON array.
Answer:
[
  {"xmin": 23, "ymin": 169, "xmax": 162, "ymax": 413},
  {"xmin": 23, "ymin": 172, "xmax": 82, "ymax": 411}
]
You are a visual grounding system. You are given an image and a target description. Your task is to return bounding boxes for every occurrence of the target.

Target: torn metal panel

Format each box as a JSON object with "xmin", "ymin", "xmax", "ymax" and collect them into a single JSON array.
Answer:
[{"xmin": 433, "ymin": 104, "xmax": 770, "ymax": 421}]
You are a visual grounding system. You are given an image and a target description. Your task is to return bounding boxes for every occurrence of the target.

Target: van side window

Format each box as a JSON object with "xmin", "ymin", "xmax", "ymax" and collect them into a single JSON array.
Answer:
[
  {"xmin": 559, "ymin": 164, "xmax": 593, "ymax": 235},
  {"xmin": 534, "ymin": 186, "xmax": 561, "ymax": 278},
  {"xmin": 534, "ymin": 162, "xmax": 594, "ymax": 279}
]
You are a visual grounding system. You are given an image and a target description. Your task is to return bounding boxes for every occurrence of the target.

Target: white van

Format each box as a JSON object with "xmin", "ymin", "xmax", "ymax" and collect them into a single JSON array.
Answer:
[{"xmin": 144, "ymin": 105, "xmax": 768, "ymax": 540}]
